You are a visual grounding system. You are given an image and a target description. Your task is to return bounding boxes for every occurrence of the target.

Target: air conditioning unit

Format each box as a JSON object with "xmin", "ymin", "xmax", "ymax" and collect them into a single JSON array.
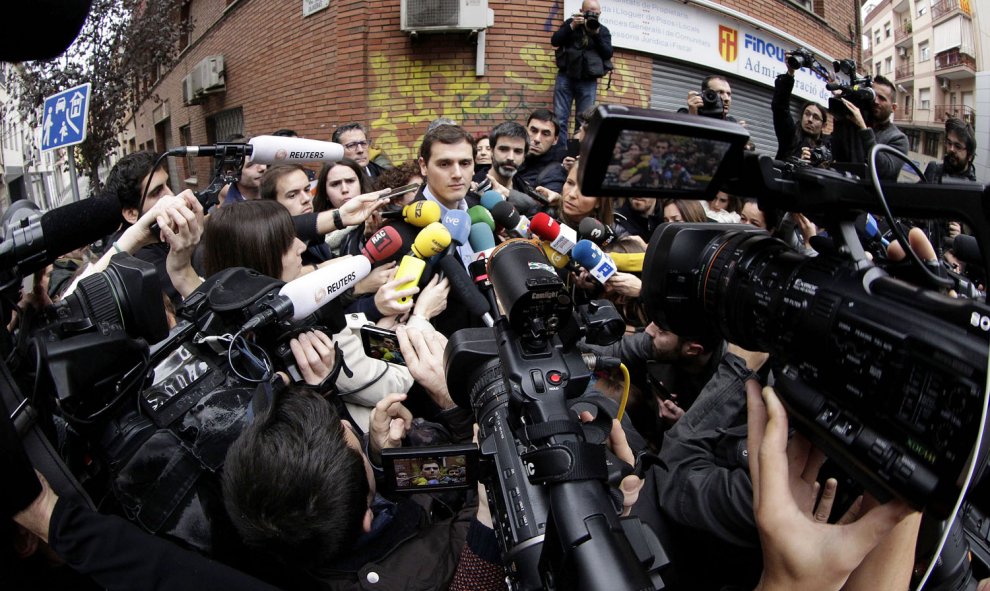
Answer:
[
  {"xmin": 897, "ymin": 46, "xmax": 907, "ymax": 57},
  {"xmin": 181, "ymin": 72, "xmax": 202, "ymax": 106},
  {"xmin": 940, "ymin": 77, "xmax": 951, "ymax": 90},
  {"xmin": 196, "ymin": 55, "xmax": 225, "ymax": 93},
  {"xmin": 400, "ymin": 0, "xmax": 493, "ymax": 33}
]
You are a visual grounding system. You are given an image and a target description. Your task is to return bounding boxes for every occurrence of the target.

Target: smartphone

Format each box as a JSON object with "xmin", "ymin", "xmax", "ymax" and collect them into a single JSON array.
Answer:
[
  {"xmin": 382, "ymin": 182, "xmax": 421, "ymax": 200},
  {"xmin": 381, "ymin": 444, "xmax": 480, "ymax": 494},
  {"xmin": 476, "ymin": 176, "xmax": 493, "ymax": 194},
  {"xmin": 360, "ymin": 325, "xmax": 406, "ymax": 365},
  {"xmin": 566, "ymin": 138, "xmax": 581, "ymax": 159}
]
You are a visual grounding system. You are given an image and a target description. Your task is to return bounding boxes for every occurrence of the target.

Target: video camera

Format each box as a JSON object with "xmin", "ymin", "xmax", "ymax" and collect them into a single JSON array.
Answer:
[
  {"xmin": 826, "ymin": 58, "xmax": 878, "ymax": 124},
  {"xmin": 582, "ymin": 104, "xmax": 990, "ymax": 583}
]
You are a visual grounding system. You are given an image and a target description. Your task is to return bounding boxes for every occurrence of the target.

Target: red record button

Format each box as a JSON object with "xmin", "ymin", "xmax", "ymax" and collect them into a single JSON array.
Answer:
[{"xmin": 546, "ymin": 371, "xmax": 563, "ymax": 385}]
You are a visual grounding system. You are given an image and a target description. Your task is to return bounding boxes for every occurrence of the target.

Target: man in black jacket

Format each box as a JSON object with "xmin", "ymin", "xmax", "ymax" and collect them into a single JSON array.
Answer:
[
  {"xmin": 830, "ymin": 74, "xmax": 908, "ymax": 180},
  {"xmin": 514, "ymin": 109, "xmax": 568, "ymax": 214},
  {"xmin": 924, "ymin": 116, "xmax": 979, "ymax": 184},
  {"xmin": 772, "ymin": 55, "xmax": 830, "ymax": 162},
  {"xmin": 551, "ymin": 0, "xmax": 612, "ymax": 143}
]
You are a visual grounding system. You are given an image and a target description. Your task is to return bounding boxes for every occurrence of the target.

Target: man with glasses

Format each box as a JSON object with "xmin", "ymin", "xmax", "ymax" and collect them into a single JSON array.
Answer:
[
  {"xmin": 924, "ymin": 117, "xmax": 978, "ymax": 184},
  {"xmin": 772, "ymin": 55, "xmax": 831, "ymax": 164},
  {"xmin": 333, "ymin": 122, "xmax": 388, "ymax": 180}
]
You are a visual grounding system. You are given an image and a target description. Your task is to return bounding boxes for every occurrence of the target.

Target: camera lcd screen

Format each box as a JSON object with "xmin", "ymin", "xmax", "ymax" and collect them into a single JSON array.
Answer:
[
  {"xmin": 602, "ymin": 130, "xmax": 733, "ymax": 193},
  {"xmin": 382, "ymin": 445, "xmax": 479, "ymax": 494},
  {"xmin": 579, "ymin": 105, "xmax": 750, "ymax": 200}
]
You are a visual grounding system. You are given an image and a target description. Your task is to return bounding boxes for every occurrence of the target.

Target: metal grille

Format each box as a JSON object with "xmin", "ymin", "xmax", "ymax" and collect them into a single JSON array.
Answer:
[
  {"xmin": 650, "ymin": 59, "xmax": 808, "ymax": 158},
  {"xmin": 406, "ymin": 0, "xmax": 459, "ymax": 27},
  {"xmin": 206, "ymin": 107, "xmax": 244, "ymax": 144}
]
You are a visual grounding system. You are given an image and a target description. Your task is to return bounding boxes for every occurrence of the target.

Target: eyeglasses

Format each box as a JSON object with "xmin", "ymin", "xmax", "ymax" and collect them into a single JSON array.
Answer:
[
  {"xmin": 343, "ymin": 141, "xmax": 368, "ymax": 151},
  {"xmin": 945, "ymin": 139, "xmax": 966, "ymax": 151}
]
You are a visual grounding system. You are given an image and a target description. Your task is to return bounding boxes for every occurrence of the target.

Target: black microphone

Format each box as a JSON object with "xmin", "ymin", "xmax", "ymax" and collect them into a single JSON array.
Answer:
[
  {"xmin": 0, "ymin": 197, "xmax": 122, "ymax": 279},
  {"xmin": 438, "ymin": 256, "xmax": 493, "ymax": 327},
  {"xmin": 949, "ymin": 234, "xmax": 982, "ymax": 266},
  {"xmin": 578, "ymin": 217, "xmax": 616, "ymax": 248}
]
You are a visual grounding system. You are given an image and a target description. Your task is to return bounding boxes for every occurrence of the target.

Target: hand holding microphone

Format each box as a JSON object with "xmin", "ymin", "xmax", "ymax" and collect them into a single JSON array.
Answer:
[{"xmin": 393, "ymin": 222, "xmax": 452, "ymax": 305}]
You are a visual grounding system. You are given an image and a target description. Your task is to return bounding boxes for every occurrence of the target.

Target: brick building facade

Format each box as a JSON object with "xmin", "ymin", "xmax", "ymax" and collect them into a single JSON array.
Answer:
[{"xmin": 127, "ymin": 0, "xmax": 859, "ymax": 190}]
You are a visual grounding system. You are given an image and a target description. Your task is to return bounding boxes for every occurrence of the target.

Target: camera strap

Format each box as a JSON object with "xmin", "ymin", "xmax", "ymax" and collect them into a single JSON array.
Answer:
[{"xmin": 521, "ymin": 440, "xmax": 608, "ymax": 485}]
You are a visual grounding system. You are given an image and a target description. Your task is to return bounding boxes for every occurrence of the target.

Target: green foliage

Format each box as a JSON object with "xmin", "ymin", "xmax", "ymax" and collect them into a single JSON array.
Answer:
[{"xmin": 7, "ymin": 0, "xmax": 192, "ymax": 190}]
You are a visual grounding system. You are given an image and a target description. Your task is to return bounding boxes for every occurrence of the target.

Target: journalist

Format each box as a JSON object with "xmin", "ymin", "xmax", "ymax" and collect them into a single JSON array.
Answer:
[
  {"xmin": 924, "ymin": 116, "xmax": 979, "ymax": 184},
  {"xmin": 551, "ymin": 0, "xmax": 612, "ymax": 144},
  {"xmin": 830, "ymin": 74, "xmax": 908, "ymax": 181},
  {"xmin": 685, "ymin": 75, "xmax": 742, "ymax": 123},
  {"xmin": 772, "ymin": 54, "xmax": 830, "ymax": 163}
]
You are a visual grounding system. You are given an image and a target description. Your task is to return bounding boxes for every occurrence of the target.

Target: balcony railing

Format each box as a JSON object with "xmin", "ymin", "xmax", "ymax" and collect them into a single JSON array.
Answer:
[
  {"xmin": 935, "ymin": 104, "xmax": 976, "ymax": 127},
  {"xmin": 895, "ymin": 105, "xmax": 913, "ymax": 121},
  {"xmin": 935, "ymin": 49, "xmax": 976, "ymax": 72},
  {"xmin": 863, "ymin": 47, "xmax": 873, "ymax": 60},
  {"xmin": 932, "ymin": 0, "xmax": 972, "ymax": 21},
  {"xmin": 895, "ymin": 63, "xmax": 914, "ymax": 79},
  {"xmin": 895, "ymin": 24, "xmax": 912, "ymax": 43}
]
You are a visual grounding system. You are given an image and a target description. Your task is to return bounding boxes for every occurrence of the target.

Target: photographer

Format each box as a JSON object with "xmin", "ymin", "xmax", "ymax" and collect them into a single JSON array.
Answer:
[
  {"xmin": 830, "ymin": 74, "xmax": 908, "ymax": 181},
  {"xmin": 685, "ymin": 75, "xmax": 742, "ymax": 123},
  {"xmin": 772, "ymin": 53, "xmax": 830, "ymax": 163},
  {"xmin": 551, "ymin": 0, "xmax": 612, "ymax": 144},
  {"xmin": 924, "ymin": 116, "xmax": 979, "ymax": 185}
]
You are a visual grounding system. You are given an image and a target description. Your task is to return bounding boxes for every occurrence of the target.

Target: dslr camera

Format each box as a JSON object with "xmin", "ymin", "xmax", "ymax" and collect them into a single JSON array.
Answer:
[
  {"xmin": 698, "ymin": 88, "xmax": 725, "ymax": 119},
  {"xmin": 583, "ymin": 11, "xmax": 601, "ymax": 31}
]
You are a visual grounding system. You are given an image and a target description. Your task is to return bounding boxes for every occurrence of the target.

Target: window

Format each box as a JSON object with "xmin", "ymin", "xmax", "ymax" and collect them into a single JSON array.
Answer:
[
  {"xmin": 875, "ymin": 30, "xmax": 881, "ymax": 45},
  {"xmin": 919, "ymin": 87, "xmax": 931, "ymax": 110},
  {"xmin": 180, "ymin": 125, "xmax": 195, "ymax": 181},
  {"xmin": 919, "ymin": 41, "xmax": 930, "ymax": 61},
  {"xmin": 884, "ymin": 22, "xmax": 891, "ymax": 38},
  {"xmin": 884, "ymin": 57, "xmax": 893, "ymax": 73},
  {"xmin": 876, "ymin": 62, "xmax": 882, "ymax": 76},
  {"xmin": 923, "ymin": 131, "xmax": 940, "ymax": 157},
  {"xmin": 206, "ymin": 107, "xmax": 244, "ymax": 144},
  {"xmin": 905, "ymin": 128, "xmax": 921, "ymax": 152}
]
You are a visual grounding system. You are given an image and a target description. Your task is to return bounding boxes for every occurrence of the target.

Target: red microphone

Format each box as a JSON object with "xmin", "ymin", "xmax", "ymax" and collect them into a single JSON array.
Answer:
[
  {"xmin": 361, "ymin": 225, "xmax": 407, "ymax": 264},
  {"xmin": 530, "ymin": 212, "xmax": 577, "ymax": 255}
]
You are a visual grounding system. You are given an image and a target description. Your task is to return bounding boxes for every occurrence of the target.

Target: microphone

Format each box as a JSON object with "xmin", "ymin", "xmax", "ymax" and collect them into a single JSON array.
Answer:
[
  {"xmin": 381, "ymin": 200, "xmax": 441, "ymax": 227},
  {"xmin": 479, "ymin": 190, "xmax": 504, "ymax": 211},
  {"xmin": 468, "ymin": 205, "xmax": 496, "ymax": 232},
  {"xmin": 360, "ymin": 225, "xmax": 407, "ymax": 265},
  {"xmin": 394, "ymin": 222, "xmax": 452, "ymax": 305},
  {"xmin": 441, "ymin": 209, "xmax": 471, "ymax": 247},
  {"xmin": 540, "ymin": 241, "xmax": 571, "ymax": 270},
  {"xmin": 490, "ymin": 201, "xmax": 531, "ymax": 239},
  {"xmin": 0, "ymin": 197, "xmax": 122, "ymax": 279},
  {"xmin": 437, "ymin": 256, "xmax": 494, "ymax": 327},
  {"xmin": 530, "ymin": 212, "xmax": 577, "ymax": 255},
  {"xmin": 578, "ymin": 217, "xmax": 616, "ymax": 248},
  {"xmin": 949, "ymin": 234, "xmax": 981, "ymax": 266},
  {"xmin": 468, "ymin": 222, "xmax": 497, "ymax": 261},
  {"xmin": 243, "ymin": 255, "xmax": 372, "ymax": 329},
  {"xmin": 169, "ymin": 135, "xmax": 345, "ymax": 164},
  {"xmin": 571, "ymin": 240, "xmax": 618, "ymax": 284},
  {"xmin": 610, "ymin": 252, "xmax": 643, "ymax": 272}
]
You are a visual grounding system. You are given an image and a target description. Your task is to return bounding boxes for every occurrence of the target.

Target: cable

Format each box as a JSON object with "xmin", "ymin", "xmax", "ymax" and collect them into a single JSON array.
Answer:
[
  {"xmin": 868, "ymin": 144, "xmax": 953, "ymax": 291},
  {"xmin": 226, "ymin": 328, "xmax": 273, "ymax": 384},
  {"xmin": 616, "ymin": 362, "xmax": 630, "ymax": 422}
]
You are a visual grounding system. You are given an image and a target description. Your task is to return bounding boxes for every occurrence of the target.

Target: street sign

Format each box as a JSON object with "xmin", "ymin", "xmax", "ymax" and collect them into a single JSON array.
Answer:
[{"xmin": 40, "ymin": 82, "xmax": 91, "ymax": 152}]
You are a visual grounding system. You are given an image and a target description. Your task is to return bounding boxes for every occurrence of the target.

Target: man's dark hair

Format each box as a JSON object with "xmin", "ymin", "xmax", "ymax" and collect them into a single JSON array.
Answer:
[
  {"xmin": 945, "ymin": 117, "xmax": 976, "ymax": 161},
  {"xmin": 102, "ymin": 151, "xmax": 164, "ymax": 212},
  {"xmin": 872, "ymin": 75, "xmax": 895, "ymax": 97},
  {"xmin": 701, "ymin": 75, "xmax": 728, "ymax": 91},
  {"xmin": 222, "ymin": 387, "xmax": 369, "ymax": 569},
  {"xmin": 527, "ymin": 108, "xmax": 559, "ymax": 137},
  {"xmin": 332, "ymin": 122, "xmax": 369, "ymax": 144},
  {"xmin": 802, "ymin": 101, "xmax": 828, "ymax": 127},
  {"xmin": 271, "ymin": 129, "xmax": 298, "ymax": 137},
  {"xmin": 489, "ymin": 121, "xmax": 529, "ymax": 156},
  {"xmin": 418, "ymin": 124, "xmax": 475, "ymax": 163},
  {"xmin": 260, "ymin": 164, "xmax": 308, "ymax": 201}
]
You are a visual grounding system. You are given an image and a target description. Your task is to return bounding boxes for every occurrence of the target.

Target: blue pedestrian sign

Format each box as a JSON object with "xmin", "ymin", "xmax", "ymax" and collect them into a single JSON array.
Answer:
[{"xmin": 40, "ymin": 82, "xmax": 91, "ymax": 152}]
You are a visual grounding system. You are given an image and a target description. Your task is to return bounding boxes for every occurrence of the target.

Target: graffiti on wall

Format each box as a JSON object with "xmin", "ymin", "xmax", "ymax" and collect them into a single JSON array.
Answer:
[{"xmin": 367, "ymin": 43, "xmax": 648, "ymax": 163}]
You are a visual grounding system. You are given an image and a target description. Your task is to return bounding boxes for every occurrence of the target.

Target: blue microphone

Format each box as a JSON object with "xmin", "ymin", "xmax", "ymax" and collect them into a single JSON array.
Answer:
[
  {"xmin": 480, "ymin": 190, "xmax": 504, "ymax": 211},
  {"xmin": 571, "ymin": 239, "xmax": 618, "ymax": 283}
]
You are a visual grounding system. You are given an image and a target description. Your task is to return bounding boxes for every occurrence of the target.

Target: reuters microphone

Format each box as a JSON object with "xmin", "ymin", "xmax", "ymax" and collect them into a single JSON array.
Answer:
[
  {"xmin": 394, "ymin": 222, "xmax": 451, "ymax": 305},
  {"xmin": 530, "ymin": 212, "xmax": 577, "ymax": 255},
  {"xmin": 381, "ymin": 200, "xmax": 441, "ymax": 227},
  {"xmin": 571, "ymin": 239, "xmax": 618, "ymax": 284}
]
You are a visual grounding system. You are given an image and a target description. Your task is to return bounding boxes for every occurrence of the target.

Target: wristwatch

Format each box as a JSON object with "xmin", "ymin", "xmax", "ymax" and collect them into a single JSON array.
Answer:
[{"xmin": 333, "ymin": 209, "xmax": 344, "ymax": 230}]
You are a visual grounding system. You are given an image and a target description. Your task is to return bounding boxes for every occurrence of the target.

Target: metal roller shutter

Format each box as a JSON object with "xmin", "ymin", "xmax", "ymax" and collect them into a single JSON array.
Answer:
[{"xmin": 649, "ymin": 59, "xmax": 809, "ymax": 159}]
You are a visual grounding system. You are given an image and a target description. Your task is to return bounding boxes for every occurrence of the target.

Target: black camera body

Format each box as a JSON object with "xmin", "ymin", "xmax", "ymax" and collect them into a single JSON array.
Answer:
[
  {"xmin": 698, "ymin": 88, "xmax": 725, "ymax": 119},
  {"xmin": 787, "ymin": 47, "xmax": 815, "ymax": 70},
  {"xmin": 583, "ymin": 11, "xmax": 601, "ymax": 31},
  {"xmin": 827, "ymin": 59, "xmax": 877, "ymax": 125}
]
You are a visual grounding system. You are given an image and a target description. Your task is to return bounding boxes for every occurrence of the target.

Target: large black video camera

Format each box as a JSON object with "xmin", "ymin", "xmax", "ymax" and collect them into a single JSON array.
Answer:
[
  {"xmin": 827, "ymin": 59, "xmax": 878, "ymax": 125},
  {"xmin": 445, "ymin": 245, "xmax": 668, "ymax": 590}
]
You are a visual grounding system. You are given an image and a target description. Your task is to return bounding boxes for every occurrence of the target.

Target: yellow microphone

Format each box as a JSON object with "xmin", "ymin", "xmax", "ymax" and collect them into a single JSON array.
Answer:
[
  {"xmin": 394, "ymin": 222, "xmax": 451, "ymax": 305},
  {"xmin": 381, "ymin": 200, "xmax": 442, "ymax": 227},
  {"xmin": 610, "ymin": 252, "xmax": 644, "ymax": 273},
  {"xmin": 540, "ymin": 240, "xmax": 570, "ymax": 269}
]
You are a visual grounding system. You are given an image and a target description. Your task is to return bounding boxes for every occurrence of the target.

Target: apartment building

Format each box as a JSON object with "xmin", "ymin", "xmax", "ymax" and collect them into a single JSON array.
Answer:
[{"xmin": 863, "ymin": 0, "xmax": 984, "ymax": 177}]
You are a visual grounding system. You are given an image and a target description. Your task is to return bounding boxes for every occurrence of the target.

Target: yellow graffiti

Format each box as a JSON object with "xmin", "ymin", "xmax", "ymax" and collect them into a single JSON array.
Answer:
[{"xmin": 368, "ymin": 44, "xmax": 648, "ymax": 162}]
